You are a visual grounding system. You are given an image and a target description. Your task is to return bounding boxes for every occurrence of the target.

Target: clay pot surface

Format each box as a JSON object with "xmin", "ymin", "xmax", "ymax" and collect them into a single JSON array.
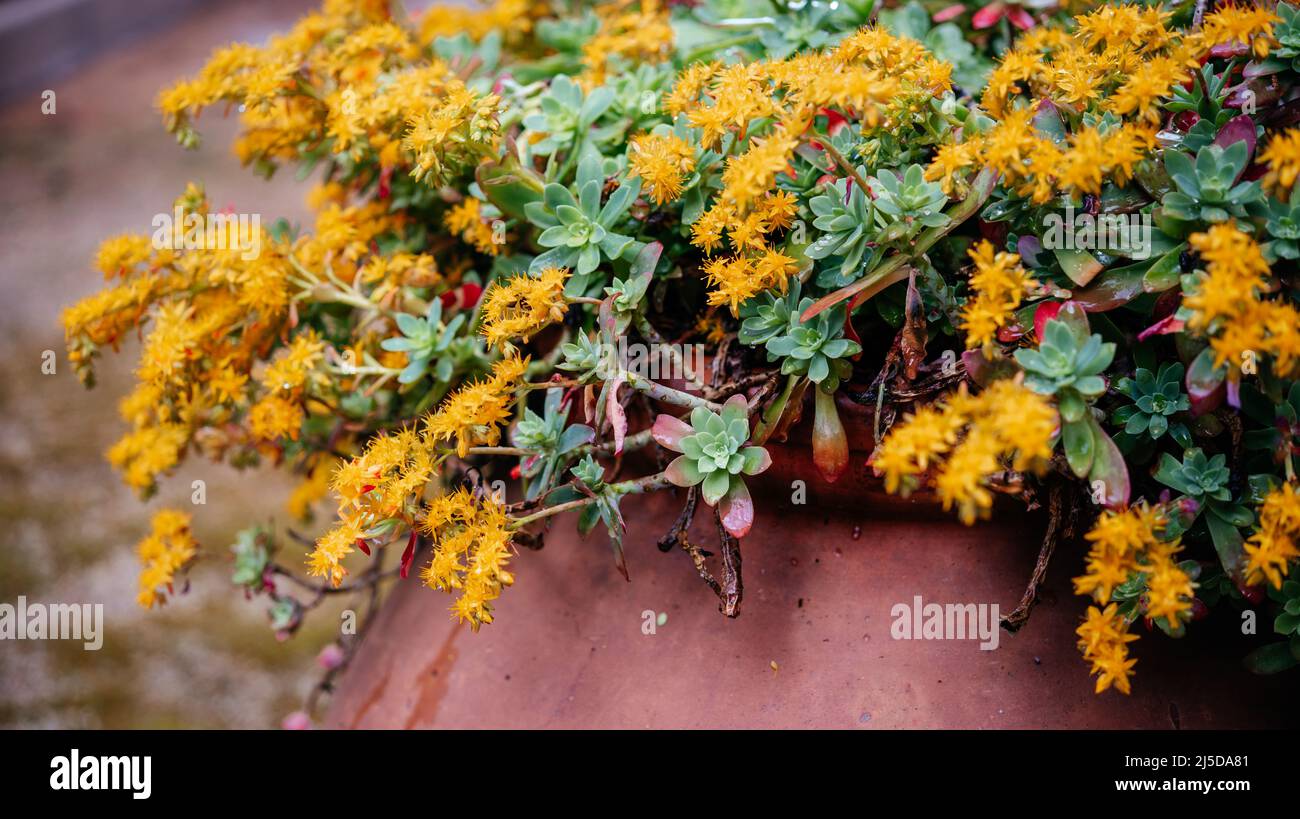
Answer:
[{"xmin": 326, "ymin": 449, "xmax": 1295, "ymax": 728}]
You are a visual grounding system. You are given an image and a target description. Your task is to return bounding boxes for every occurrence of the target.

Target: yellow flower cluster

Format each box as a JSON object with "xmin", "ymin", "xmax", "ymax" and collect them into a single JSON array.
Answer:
[
  {"xmin": 480, "ymin": 267, "xmax": 570, "ymax": 349},
  {"xmin": 871, "ymin": 379, "xmax": 1058, "ymax": 524},
  {"xmin": 627, "ymin": 132, "xmax": 696, "ymax": 205},
  {"xmin": 424, "ymin": 354, "xmax": 529, "ymax": 457},
  {"xmin": 1244, "ymin": 483, "xmax": 1300, "ymax": 589},
  {"xmin": 1074, "ymin": 505, "xmax": 1193, "ymax": 623},
  {"xmin": 420, "ymin": 488, "xmax": 515, "ymax": 630},
  {"xmin": 444, "ymin": 197, "xmax": 500, "ymax": 256},
  {"xmin": 581, "ymin": 0, "xmax": 674, "ymax": 86},
  {"xmin": 1186, "ymin": 224, "xmax": 1300, "ymax": 377},
  {"xmin": 136, "ymin": 509, "xmax": 199, "ymax": 609},
  {"xmin": 670, "ymin": 26, "xmax": 951, "ymax": 308},
  {"xmin": 159, "ymin": 2, "xmax": 502, "ymax": 186},
  {"xmin": 960, "ymin": 240, "xmax": 1038, "ymax": 350},
  {"xmin": 1076, "ymin": 603, "xmax": 1139, "ymax": 694},
  {"xmin": 1072, "ymin": 502, "xmax": 1197, "ymax": 695},
  {"xmin": 417, "ymin": 0, "xmax": 537, "ymax": 45},
  {"xmin": 1259, "ymin": 126, "xmax": 1300, "ymax": 195},
  {"xmin": 310, "ymin": 427, "xmax": 436, "ymax": 586}
]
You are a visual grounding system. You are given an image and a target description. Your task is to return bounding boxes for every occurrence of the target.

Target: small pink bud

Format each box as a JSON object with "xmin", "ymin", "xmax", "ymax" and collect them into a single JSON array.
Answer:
[
  {"xmin": 281, "ymin": 711, "xmax": 312, "ymax": 730},
  {"xmin": 317, "ymin": 643, "xmax": 345, "ymax": 670}
]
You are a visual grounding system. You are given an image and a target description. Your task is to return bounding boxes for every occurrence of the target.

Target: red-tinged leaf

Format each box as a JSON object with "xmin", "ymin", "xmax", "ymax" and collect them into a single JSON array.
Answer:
[
  {"xmin": 933, "ymin": 3, "xmax": 965, "ymax": 22},
  {"xmin": 1209, "ymin": 41, "xmax": 1249, "ymax": 60},
  {"xmin": 459, "ymin": 282, "xmax": 483, "ymax": 310},
  {"xmin": 607, "ymin": 377, "xmax": 627, "ymax": 454},
  {"xmin": 653, "ymin": 413, "xmax": 693, "ymax": 452},
  {"xmin": 583, "ymin": 384, "xmax": 596, "ymax": 424},
  {"xmin": 1033, "ymin": 300, "xmax": 1063, "ymax": 342},
  {"xmin": 1017, "ymin": 234, "xmax": 1046, "ymax": 267},
  {"xmin": 1086, "ymin": 415, "xmax": 1130, "ymax": 509},
  {"xmin": 719, "ymin": 479, "xmax": 755, "ymax": 539},
  {"xmin": 818, "ymin": 106, "xmax": 849, "ymax": 136},
  {"xmin": 1186, "ymin": 346, "xmax": 1227, "ymax": 412},
  {"xmin": 1214, "ymin": 114, "xmax": 1257, "ymax": 171},
  {"xmin": 900, "ymin": 268, "xmax": 928, "ymax": 379},
  {"xmin": 1137, "ymin": 313, "xmax": 1185, "ymax": 341},
  {"xmin": 664, "ymin": 455, "xmax": 700, "ymax": 487},
  {"xmin": 1006, "ymin": 6, "xmax": 1036, "ymax": 30},
  {"xmin": 356, "ymin": 538, "xmax": 371, "ymax": 557},
  {"xmin": 996, "ymin": 322, "xmax": 1027, "ymax": 343},
  {"xmin": 399, "ymin": 530, "xmax": 418, "ymax": 579},
  {"xmin": 801, "ymin": 263, "xmax": 911, "ymax": 322},
  {"xmin": 812, "ymin": 388, "xmax": 849, "ymax": 483},
  {"xmin": 971, "ymin": 2, "xmax": 1005, "ymax": 28},
  {"xmin": 1226, "ymin": 370, "xmax": 1242, "ymax": 409}
]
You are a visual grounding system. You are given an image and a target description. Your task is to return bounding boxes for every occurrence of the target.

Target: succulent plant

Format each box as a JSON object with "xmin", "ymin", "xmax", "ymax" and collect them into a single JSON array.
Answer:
[
  {"xmin": 570, "ymin": 452, "xmax": 606, "ymax": 491},
  {"xmin": 868, "ymin": 163, "xmax": 950, "ymax": 242},
  {"xmin": 740, "ymin": 280, "xmax": 861, "ymax": 391},
  {"xmin": 602, "ymin": 241, "xmax": 661, "ymax": 333},
  {"xmin": 525, "ymin": 151, "xmax": 641, "ymax": 291},
  {"xmin": 1015, "ymin": 316, "xmax": 1115, "ymax": 424},
  {"xmin": 1269, "ymin": 578, "xmax": 1300, "ymax": 636},
  {"xmin": 1260, "ymin": 184, "xmax": 1300, "ymax": 260},
  {"xmin": 1270, "ymin": 2, "xmax": 1300, "ymax": 72},
  {"xmin": 557, "ymin": 332, "xmax": 610, "ymax": 382},
  {"xmin": 514, "ymin": 388, "xmax": 595, "ymax": 501},
  {"xmin": 230, "ymin": 526, "xmax": 270, "ymax": 588},
  {"xmin": 653, "ymin": 395, "xmax": 771, "ymax": 537},
  {"xmin": 522, "ymin": 75, "xmax": 614, "ymax": 157},
  {"xmin": 1114, "ymin": 362, "xmax": 1191, "ymax": 442},
  {"xmin": 380, "ymin": 298, "xmax": 470, "ymax": 384},
  {"xmin": 805, "ymin": 172, "xmax": 878, "ymax": 281},
  {"xmin": 1153, "ymin": 447, "xmax": 1233, "ymax": 504},
  {"xmin": 1161, "ymin": 141, "xmax": 1262, "ymax": 224}
]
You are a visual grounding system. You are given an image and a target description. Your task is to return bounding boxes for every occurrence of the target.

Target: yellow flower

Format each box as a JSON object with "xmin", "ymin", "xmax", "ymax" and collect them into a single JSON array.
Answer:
[
  {"xmin": 1076, "ymin": 603, "xmax": 1139, "ymax": 695},
  {"xmin": 1244, "ymin": 484, "xmax": 1300, "ymax": 588},
  {"xmin": 627, "ymin": 132, "xmax": 696, "ymax": 205},
  {"xmin": 959, "ymin": 241, "xmax": 1037, "ymax": 350},
  {"xmin": 444, "ymin": 197, "xmax": 500, "ymax": 256},
  {"xmin": 1259, "ymin": 127, "xmax": 1300, "ymax": 194},
  {"xmin": 420, "ymin": 488, "xmax": 515, "ymax": 630},
  {"xmin": 249, "ymin": 394, "xmax": 306, "ymax": 441},
  {"xmin": 424, "ymin": 354, "xmax": 529, "ymax": 457},
  {"xmin": 872, "ymin": 379, "xmax": 1056, "ymax": 523},
  {"xmin": 479, "ymin": 267, "xmax": 569, "ymax": 349},
  {"xmin": 136, "ymin": 509, "xmax": 199, "ymax": 608},
  {"xmin": 95, "ymin": 234, "xmax": 154, "ymax": 279}
]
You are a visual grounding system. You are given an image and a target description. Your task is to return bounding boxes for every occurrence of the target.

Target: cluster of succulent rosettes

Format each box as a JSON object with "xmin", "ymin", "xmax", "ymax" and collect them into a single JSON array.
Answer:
[
  {"xmin": 1113, "ymin": 362, "xmax": 1191, "ymax": 444},
  {"xmin": 653, "ymin": 395, "xmax": 771, "ymax": 539},
  {"xmin": 739, "ymin": 281, "xmax": 861, "ymax": 392}
]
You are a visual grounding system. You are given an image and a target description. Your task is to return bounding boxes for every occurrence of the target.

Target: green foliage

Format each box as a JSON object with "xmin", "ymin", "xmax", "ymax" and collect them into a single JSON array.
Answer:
[
  {"xmin": 1114, "ymin": 362, "xmax": 1190, "ymax": 442},
  {"xmin": 524, "ymin": 151, "xmax": 641, "ymax": 290},
  {"xmin": 1015, "ymin": 317, "xmax": 1115, "ymax": 424},
  {"xmin": 1161, "ymin": 141, "xmax": 1262, "ymax": 224},
  {"xmin": 379, "ymin": 298, "xmax": 471, "ymax": 384}
]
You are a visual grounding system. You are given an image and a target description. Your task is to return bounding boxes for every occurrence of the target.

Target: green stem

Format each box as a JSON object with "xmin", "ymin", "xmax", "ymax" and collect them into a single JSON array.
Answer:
[
  {"xmin": 624, "ymin": 371, "xmax": 722, "ymax": 412},
  {"xmin": 800, "ymin": 167, "xmax": 998, "ymax": 322},
  {"xmin": 508, "ymin": 471, "xmax": 672, "ymax": 528},
  {"xmin": 810, "ymin": 133, "xmax": 871, "ymax": 194},
  {"xmin": 682, "ymin": 33, "xmax": 763, "ymax": 64}
]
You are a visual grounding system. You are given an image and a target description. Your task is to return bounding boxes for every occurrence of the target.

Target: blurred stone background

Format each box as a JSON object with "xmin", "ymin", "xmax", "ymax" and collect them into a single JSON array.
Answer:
[{"xmin": 0, "ymin": 0, "xmax": 357, "ymax": 728}]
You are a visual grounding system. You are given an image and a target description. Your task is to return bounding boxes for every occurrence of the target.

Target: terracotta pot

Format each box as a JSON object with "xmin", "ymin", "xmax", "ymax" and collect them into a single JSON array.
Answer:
[{"xmin": 326, "ymin": 401, "xmax": 1296, "ymax": 729}]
